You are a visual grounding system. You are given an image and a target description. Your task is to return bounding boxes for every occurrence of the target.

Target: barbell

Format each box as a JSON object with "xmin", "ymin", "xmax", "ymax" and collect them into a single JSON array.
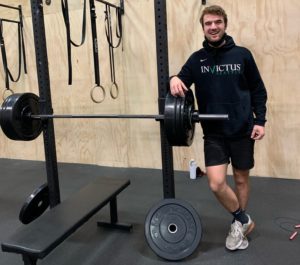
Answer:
[{"xmin": 0, "ymin": 90, "xmax": 228, "ymax": 146}]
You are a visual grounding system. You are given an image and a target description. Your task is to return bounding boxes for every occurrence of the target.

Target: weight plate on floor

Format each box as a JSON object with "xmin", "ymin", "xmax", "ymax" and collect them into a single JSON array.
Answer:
[
  {"xmin": 0, "ymin": 93, "xmax": 42, "ymax": 141},
  {"xmin": 144, "ymin": 198, "xmax": 202, "ymax": 261},
  {"xmin": 164, "ymin": 90, "xmax": 195, "ymax": 146},
  {"xmin": 19, "ymin": 183, "xmax": 50, "ymax": 224}
]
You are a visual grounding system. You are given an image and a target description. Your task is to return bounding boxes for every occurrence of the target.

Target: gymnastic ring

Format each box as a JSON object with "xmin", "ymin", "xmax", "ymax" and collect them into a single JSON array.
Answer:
[
  {"xmin": 90, "ymin": 85, "xmax": 106, "ymax": 103},
  {"xmin": 110, "ymin": 82, "xmax": 119, "ymax": 99},
  {"xmin": 2, "ymin": 88, "xmax": 14, "ymax": 101}
]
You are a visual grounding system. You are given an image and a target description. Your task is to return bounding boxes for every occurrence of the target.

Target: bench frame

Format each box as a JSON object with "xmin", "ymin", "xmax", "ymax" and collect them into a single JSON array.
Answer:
[{"xmin": 2, "ymin": 178, "xmax": 132, "ymax": 265}]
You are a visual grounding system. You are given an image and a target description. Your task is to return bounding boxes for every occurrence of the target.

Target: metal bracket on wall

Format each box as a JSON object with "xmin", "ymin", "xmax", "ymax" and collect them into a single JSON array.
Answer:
[{"xmin": 95, "ymin": 0, "xmax": 125, "ymax": 15}]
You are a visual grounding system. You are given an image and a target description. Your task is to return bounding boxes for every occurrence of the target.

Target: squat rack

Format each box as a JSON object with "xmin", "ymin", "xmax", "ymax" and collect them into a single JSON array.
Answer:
[{"xmin": 29, "ymin": 0, "xmax": 175, "ymax": 207}]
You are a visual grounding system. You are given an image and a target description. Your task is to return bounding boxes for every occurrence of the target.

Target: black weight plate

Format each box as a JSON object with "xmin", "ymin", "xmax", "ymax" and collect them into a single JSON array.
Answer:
[
  {"xmin": 164, "ymin": 93, "xmax": 177, "ymax": 145},
  {"xmin": 164, "ymin": 90, "xmax": 195, "ymax": 146},
  {"xmin": 145, "ymin": 198, "xmax": 202, "ymax": 261},
  {"xmin": 0, "ymin": 93, "xmax": 42, "ymax": 141},
  {"xmin": 19, "ymin": 183, "xmax": 50, "ymax": 224},
  {"xmin": 183, "ymin": 91, "xmax": 195, "ymax": 145},
  {"xmin": 176, "ymin": 96, "xmax": 185, "ymax": 138}
]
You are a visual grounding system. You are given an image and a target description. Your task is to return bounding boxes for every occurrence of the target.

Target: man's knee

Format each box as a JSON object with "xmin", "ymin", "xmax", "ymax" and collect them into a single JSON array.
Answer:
[
  {"xmin": 208, "ymin": 178, "xmax": 227, "ymax": 193},
  {"xmin": 206, "ymin": 164, "xmax": 228, "ymax": 193},
  {"xmin": 233, "ymin": 168, "xmax": 249, "ymax": 185}
]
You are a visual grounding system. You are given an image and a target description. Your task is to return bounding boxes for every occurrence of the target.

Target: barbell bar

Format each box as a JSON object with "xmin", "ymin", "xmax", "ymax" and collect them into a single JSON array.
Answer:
[
  {"xmin": 31, "ymin": 114, "xmax": 165, "ymax": 120},
  {"xmin": 0, "ymin": 91, "xmax": 228, "ymax": 146},
  {"xmin": 30, "ymin": 113, "xmax": 228, "ymax": 120}
]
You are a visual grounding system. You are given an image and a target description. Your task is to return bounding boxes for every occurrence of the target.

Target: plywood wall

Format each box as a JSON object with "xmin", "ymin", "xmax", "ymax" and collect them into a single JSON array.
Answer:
[{"xmin": 0, "ymin": 0, "xmax": 299, "ymax": 179}]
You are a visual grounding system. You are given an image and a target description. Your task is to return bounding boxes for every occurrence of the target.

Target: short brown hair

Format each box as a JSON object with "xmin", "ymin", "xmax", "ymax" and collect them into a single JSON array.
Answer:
[{"xmin": 199, "ymin": 5, "xmax": 228, "ymax": 28}]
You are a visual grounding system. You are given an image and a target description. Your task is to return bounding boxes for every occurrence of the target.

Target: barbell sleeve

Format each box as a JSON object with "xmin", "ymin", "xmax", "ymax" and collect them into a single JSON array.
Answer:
[{"xmin": 191, "ymin": 112, "xmax": 229, "ymax": 122}]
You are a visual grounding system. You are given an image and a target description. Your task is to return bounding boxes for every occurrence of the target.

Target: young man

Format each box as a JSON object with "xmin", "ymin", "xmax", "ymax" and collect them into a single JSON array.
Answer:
[{"xmin": 169, "ymin": 5, "xmax": 267, "ymax": 250}]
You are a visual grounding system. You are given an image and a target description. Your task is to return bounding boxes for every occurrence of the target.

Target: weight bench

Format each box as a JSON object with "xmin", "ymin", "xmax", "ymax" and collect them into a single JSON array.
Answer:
[{"xmin": 1, "ymin": 177, "xmax": 132, "ymax": 265}]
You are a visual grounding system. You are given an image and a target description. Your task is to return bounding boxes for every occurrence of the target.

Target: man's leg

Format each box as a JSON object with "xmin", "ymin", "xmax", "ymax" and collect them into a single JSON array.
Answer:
[
  {"xmin": 232, "ymin": 168, "xmax": 250, "ymax": 210},
  {"xmin": 232, "ymin": 167, "xmax": 255, "ymax": 237},
  {"xmin": 206, "ymin": 164, "xmax": 239, "ymax": 212},
  {"xmin": 206, "ymin": 164, "xmax": 246, "ymax": 250},
  {"xmin": 229, "ymin": 136, "xmax": 255, "ymax": 238}
]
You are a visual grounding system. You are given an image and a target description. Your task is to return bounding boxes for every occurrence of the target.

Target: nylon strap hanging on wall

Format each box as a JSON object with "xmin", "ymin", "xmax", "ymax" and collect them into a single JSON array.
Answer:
[
  {"xmin": 104, "ymin": 4, "xmax": 118, "ymax": 98},
  {"xmin": 61, "ymin": 0, "xmax": 87, "ymax": 85},
  {"xmin": 89, "ymin": 0, "xmax": 101, "ymax": 86},
  {"xmin": 93, "ymin": 0, "xmax": 124, "ymax": 100},
  {"xmin": 103, "ymin": 2, "xmax": 123, "ymax": 99},
  {"xmin": 18, "ymin": 5, "xmax": 27, "ymax": 75},
  {"xmin": 0, "ymin": 4, "xmax": 27, "ymax": 99},
  {"xmin": 0, "ymin": 20, "xmax": 10, "ymax": 90}
]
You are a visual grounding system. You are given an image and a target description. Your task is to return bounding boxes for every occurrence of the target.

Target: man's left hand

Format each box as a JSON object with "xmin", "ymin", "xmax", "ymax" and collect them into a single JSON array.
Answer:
[{"xmin": 251, "ymin": 125, "xmax": 265, "ymax": 140}]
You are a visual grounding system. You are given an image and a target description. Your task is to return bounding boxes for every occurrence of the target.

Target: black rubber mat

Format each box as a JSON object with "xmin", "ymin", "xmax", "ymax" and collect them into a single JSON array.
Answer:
[{"xmin": 0, "ymin": 158, "xmax": 299, "ymax": 265}]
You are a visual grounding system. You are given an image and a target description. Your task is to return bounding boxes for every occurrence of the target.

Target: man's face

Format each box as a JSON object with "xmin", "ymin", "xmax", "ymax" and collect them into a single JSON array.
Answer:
[{"xmin": 202, "ymin": 14, "xmax": 226, "ymax": 42}]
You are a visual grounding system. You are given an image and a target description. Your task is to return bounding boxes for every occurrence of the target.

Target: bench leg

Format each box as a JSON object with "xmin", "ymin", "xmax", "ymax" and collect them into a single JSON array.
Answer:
[
  {"xmin": 22, "ymin": 254, "xmax": 37, "ymax": 265},
  {"xmin": 97, "ymin": 196, "xmax": 132, "ymax": 231}
]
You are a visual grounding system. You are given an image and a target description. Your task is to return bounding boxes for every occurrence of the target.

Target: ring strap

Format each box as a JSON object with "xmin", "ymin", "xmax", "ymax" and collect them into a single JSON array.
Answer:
[{"xmin": 61, "ymin": 0, "xmax": 87, "ymax": 85}]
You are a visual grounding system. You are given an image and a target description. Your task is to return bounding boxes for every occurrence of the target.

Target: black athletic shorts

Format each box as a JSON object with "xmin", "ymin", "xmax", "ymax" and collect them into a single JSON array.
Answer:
[{"xmin": 203, "ymin": 135, "xmax": 255, "ymax": 170}]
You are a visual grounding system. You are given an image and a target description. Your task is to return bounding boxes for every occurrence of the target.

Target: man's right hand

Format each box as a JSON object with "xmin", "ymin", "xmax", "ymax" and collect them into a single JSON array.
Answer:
[{"xmin": 169, "ymin": 76, "xmax": 188, "ymax": 97}]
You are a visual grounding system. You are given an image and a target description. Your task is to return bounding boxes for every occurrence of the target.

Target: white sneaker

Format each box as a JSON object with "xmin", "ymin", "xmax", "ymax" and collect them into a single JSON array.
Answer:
[
  {"xmin": 242, "ymin": 214, "xmax": 255, "ymax": 236},
  {"xmin": 238, "ymin": 236, "xmax": 249, "ymax": 250},
  {"xmin": 225, "ymin": 220, "xmax": 244, "ymax": 250}
]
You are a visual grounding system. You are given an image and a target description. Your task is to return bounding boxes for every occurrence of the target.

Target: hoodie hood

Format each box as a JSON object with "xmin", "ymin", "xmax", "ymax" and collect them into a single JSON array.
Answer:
[{"xmin": 203, "ymin": 34, "xmax": 235, "ymax": 53}]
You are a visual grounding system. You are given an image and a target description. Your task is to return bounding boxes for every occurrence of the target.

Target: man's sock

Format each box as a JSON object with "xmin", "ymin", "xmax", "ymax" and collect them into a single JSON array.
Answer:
[{"xmin": 231, "ymin": 208, "xmax": 249, "ymax": 224}]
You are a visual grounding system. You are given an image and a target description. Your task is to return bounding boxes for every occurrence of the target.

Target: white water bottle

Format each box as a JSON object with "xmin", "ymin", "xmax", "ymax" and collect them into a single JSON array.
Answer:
[{"xmin": 189, "ymin": 159, "xmax": 197, "ymax": 180}]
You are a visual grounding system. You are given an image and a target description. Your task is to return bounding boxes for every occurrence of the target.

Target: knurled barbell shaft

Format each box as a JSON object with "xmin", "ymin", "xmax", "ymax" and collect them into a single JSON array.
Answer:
[
  {"xmin": 29, "ymin": 113, "xmax": 229, "ymax": 121},
  {"xmin": 30, "ymin": 114, "xmax": 165, "ymax": 120}
]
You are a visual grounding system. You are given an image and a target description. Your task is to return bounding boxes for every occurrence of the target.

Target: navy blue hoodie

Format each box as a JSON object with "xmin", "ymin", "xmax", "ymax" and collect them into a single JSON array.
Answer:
[{"xmin": 176, "ymin": 35, "xmax": 267, "ymax": 138}]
